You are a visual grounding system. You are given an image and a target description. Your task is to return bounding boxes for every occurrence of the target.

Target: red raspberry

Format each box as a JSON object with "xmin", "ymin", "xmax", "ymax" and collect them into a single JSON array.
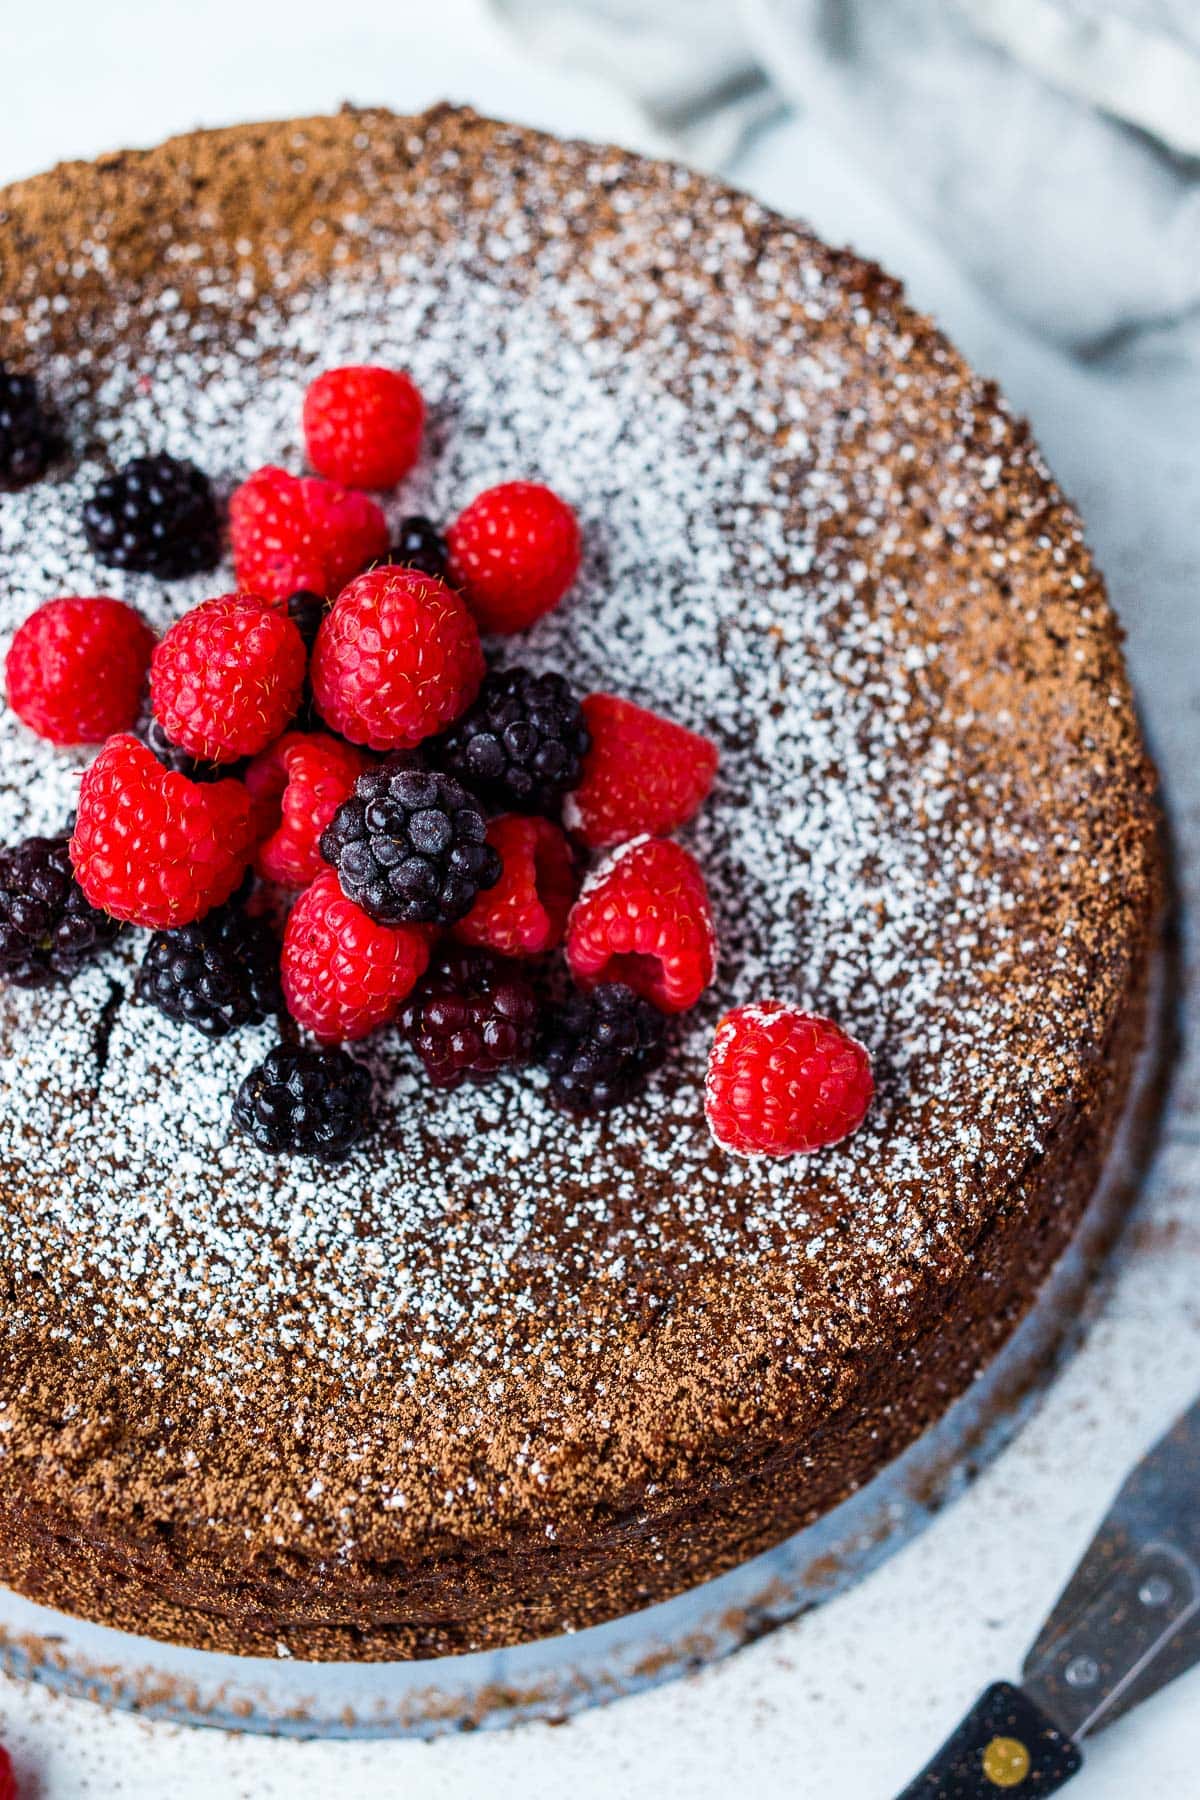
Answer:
[
  {"xmin": 150, "ymin": 593, "xmax": 307, "ymax": 763},
  {"xmin": 705, "ymin": 1003, "xmax": 874, "ymax": 1158},
  {"xmin": 228, "ymin": 465, "xmax": 388, "ymax": 603},
  {"xmin": 453, "ymin": 814, "xmax": 576, "ymax": 957},
  {"xmin": 282, "ymin": 868, "xmax": 431, "ymax": 1042},
  {"xmin": 447, "ymin": 481, "xmax": 581, "ymax": 635},
  {"xmin": 311, "ymin": 566, "xmax": 484, "ymax": 751},
  {"xmin": 567, "ymin": 694, "xmax": 719, "ymax": 849},
  {"xmin": 303, "ymin": 365, "xmax": 425, "ymax": 489},
  {"xmin": 246, "ymin": 730, "xmax": 371, "ymax": 888},
  {"xmin": 5, "ymin": 596, "xmax": 154, "ymax": 746},
  {"xmin": 70, "ymin": 734, "xmax": 255, "ymax": 929},
  {"xmin": 0, "ymin": 1744, "xmax": 14, "ymax": 1800},
  {"xmin": 566, "ymin": 836, "xmax": 716, "ymax": 1014}
]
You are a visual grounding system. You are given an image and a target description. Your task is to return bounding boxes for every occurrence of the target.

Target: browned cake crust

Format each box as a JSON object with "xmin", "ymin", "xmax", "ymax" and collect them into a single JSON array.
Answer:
[{"xmin": 0, "ymin": 108, "xmax": 1160, "ymax": 1659}]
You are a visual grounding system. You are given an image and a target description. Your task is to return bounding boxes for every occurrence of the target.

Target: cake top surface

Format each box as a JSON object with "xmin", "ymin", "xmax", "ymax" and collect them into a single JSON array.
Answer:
[{"xmin": 0, "ymin": 108, "xmax": 1156, "ymax": 1556}]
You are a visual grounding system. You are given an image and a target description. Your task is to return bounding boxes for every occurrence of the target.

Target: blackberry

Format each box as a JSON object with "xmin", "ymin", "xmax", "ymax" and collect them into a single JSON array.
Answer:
[
  {"xmin": 400, "ymin": 947, "xmax": 540, "ymax": 1090},
  {"xmin": 286, "ymin": 589, "xmax": 327, "ymax": 652},
  {"xmin": 388, "ymin": 515, "xmax": 449, "ymax": 582},
  {"xmin": 0, "ymin": 834, "xmax": 122, "ymax": 987},
  {"xmin": 83, "ymin": 453, "xmax": 220, "ymax": 577},
  {"xmin": 233, "ymin": 1043, "xmax": 372, "ymax": 1162},
  {"xmin": 544, "ymin": 983, "xmax": 666, "ymax": 1114},
  {"xmin": 137, "ymin": 899, "xmax": 281, "ymax": 1038},
  {"xmin": 434, "ymin": 667, "xmax": 590, "ymax": 815},
  {"xmin": 0, "ymin": 362, "xmax": 62, "ymax": 487},
  {"xmin": 320, "ymin": 762, "xmax": 500, "ymax": 927},
  {"xmin": 284, "ymin": 590, "xmax": 327, "ymax": 729}
]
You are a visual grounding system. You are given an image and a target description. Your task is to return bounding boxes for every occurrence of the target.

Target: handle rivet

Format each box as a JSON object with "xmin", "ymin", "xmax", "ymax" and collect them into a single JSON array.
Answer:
[
  {"xmin": 982, "ymin": 1736, "xmax": 1032, "ymax": 1787},
  {"xmin": 1139, "ymin": 1574, "xmax": 1172, "ymax": 1608},
  {"xmin": 1065, "ymin": 1654, "xmax": 1099, "ymax": 1688}
]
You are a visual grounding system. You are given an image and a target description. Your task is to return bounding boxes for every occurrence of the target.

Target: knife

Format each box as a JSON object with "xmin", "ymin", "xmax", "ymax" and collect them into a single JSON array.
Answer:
[{"xmin": 895, "ymin": 1395, "xmax": 1200, "ymax": 1796}]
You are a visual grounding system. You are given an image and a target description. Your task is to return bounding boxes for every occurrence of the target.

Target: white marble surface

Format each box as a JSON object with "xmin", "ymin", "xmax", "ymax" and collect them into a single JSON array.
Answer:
[{"xmin": 0, "ymin": 2, "xmax": 1196, "ymax": 1793}]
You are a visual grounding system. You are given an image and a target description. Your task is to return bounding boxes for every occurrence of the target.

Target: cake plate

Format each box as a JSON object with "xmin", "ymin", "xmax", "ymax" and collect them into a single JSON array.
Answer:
[{"xmin": 0, "ymin": 953, "xmax": 1172, "ymax": 1740}]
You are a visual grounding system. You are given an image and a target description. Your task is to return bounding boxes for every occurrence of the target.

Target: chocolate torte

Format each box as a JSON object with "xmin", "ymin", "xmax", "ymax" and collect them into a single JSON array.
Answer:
[{"xmin": 0, "ymin": 108, "xmax": 1160, "ymax": 1658}]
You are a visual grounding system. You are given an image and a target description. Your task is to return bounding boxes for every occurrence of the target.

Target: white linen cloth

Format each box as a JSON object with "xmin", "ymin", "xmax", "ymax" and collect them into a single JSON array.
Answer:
[{"xmin": 490, "ymin": 0, "xmax": 1200, "ymax": 355}]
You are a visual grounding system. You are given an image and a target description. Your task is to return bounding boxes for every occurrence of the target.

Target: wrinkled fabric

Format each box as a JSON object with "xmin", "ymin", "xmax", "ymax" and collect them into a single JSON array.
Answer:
[{"xmin": 491, "ymin": 0, "xmax": 1200, "ymax": 353}]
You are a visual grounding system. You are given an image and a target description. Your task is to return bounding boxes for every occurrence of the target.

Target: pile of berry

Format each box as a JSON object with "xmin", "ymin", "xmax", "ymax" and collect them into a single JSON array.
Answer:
[{"xmin": 1, "ymin": 360, "xmax": 873, "ymax": 1163}]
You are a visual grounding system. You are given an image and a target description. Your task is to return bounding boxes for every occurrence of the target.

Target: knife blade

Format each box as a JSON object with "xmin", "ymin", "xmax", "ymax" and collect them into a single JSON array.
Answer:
[{"xmin": 895, "ymin": 1395, "xmax": 1200, "ymax": 1796}]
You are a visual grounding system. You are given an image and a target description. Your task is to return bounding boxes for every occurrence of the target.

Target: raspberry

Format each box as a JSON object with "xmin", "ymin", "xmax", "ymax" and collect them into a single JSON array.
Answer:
[
  {"xmin": 567, "ymin": 694, "xmax": 718, "ymax": 849},
  {"xmin": 400, "ymin": 946, "xmax": 540, "ymax": 1089},
  {"xmin": 0, "ymin": 360, "xmax": 62, "ymax": 487},
  {"xmin": 134, "ymin": 687, "xmax": 230, "ymax": 783},
  {"xmin": 447, "ymin": 481, "xmax": 581, "ymax": 634},
  {"xmin": 150, "ymin": 593, "xmax": 307, "ymax": 763},
  {"xmin": 82, "ymin": 454, "xmax": 220, "ymax": 577},
  {"xmin": 233, "ymin": 1042, "xmax": 372, "ymax": 1162},
  {"xmin": 0, "ymin": 833, "xmax": 122, "ymax": 987},
  {"xmin": 310, "ymin": 566, "xmax": 484, "ymax": 751},
  {"xmin": 320, "ymin": 761, "xmax": 500, "ymax": 927},
  {"xmin": 6, "ymin": 596, "xmax": 154, "ymax": 746},
  {"xmin": 544, "ymin": 982, "xmax": 666, "ymax": 1114},
  {"xmin": 454, "ymin": 814, "xmax": 575, "ymax": 957},
  {"xmin": 388, "ymin": 515, "xmax": 450, "ymax": 582},
  {"xmin": 247, "ymin": 730, "xmax": 371, "ymax": 889},
  {"xmin": 137, "ymin": 896, "xmax": 281, "ymax": 1038},
  {"xmin": 0, "ymin": 1743, "xmax": 15, "ymax": 1800},
  {"xmin": 434, "ymin": 666, "xmax": 589, "ymax": 814},
  {"xmin": 281, "ymin": 868, "xmax": 430, "ymax": 1042},
  {"xmin": 70, "ymin": 734, "xmax": 256, "ymax": 929},
  {"xmin": 303, "ymin": 365, "xmax": 425, "ymax": 489},
  {"xmin": 705, "ymin": 1003, "xmax": 874, "ymax": 1157},
  {"xmin": 566, "ymin": 836, "xmax": 716, "ymax": 1014},
  {"xmin": 229, "ymin": 465, "xmax": 388, "ymax": 604}
]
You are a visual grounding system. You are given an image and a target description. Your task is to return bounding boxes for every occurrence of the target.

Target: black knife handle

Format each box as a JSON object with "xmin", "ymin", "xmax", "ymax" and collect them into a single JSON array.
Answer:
[{"xmin": 895, "ymin": 1682, "xmax": 1083, "ymax": 1798}]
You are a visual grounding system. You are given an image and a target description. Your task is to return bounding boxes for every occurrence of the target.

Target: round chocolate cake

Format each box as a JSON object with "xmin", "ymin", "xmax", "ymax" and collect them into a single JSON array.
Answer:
[{"xmin": 0, "ymin": 108, "xmax": 1160, "ymax": 1659}]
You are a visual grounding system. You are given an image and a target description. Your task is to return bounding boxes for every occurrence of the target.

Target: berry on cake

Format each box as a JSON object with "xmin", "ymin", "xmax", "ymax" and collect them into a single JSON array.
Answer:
[
  {"xmin": 705, "ymin": 1003, "xmax": 874, "ymax": 1158},
  {"xmin": 0, "ymin": 347, "xmax": 875, "ymax": 1169}
]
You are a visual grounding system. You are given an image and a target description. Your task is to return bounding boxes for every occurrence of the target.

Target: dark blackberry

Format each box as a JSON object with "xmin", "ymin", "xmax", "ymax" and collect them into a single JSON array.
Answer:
[
  {"xmin": 137, "ymin": 899, "xmax": 281, "ymax": 1038},
  {"xmin": 544, "ymin": 983, "xmax": 666, "ymax": 1114},
  {"xmin": 284, "ymin": 590, "xmax": 327, "ymax": 729},
  {"xmin": 320, "ymin": 761, "xmax": 501, "ymax": 927},
  {"xmin": 434, "ymin": 667, "xmax": 590, "ymax": 815},
  {"xmin": 286, "ymin": 589, "xmax": 327, "ymax": 652},
  {"xmin": 233, "ymin": 1043, "xmax": 372, "ymax": 1162},
  {"xmin": 388, "ymin": 515, "xmax": 450, "ymax": 582},
  {"xmin": 400, "ymin": 947, "xmax": 540, "ymax": 1090},
  {"xmin": 0, "ymin": 834, "xmax": 122, "ymax": 987},
  {"xmin": 0, "ymin": 362, "xmax": 62, "ymax": 488},
  {"xmin": 133, "ymin": 686, "xmax": 228, "ymax": 782},
  {"xmin": 83, "ymin": 453, "xmax": 220, "ymax": 577}
]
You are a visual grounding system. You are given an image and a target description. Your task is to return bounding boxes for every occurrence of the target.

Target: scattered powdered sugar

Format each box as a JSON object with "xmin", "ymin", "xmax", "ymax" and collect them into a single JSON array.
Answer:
[{"xmin": 0, "ymin": 140, "xmax": 1112, "ymax": 1439}]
